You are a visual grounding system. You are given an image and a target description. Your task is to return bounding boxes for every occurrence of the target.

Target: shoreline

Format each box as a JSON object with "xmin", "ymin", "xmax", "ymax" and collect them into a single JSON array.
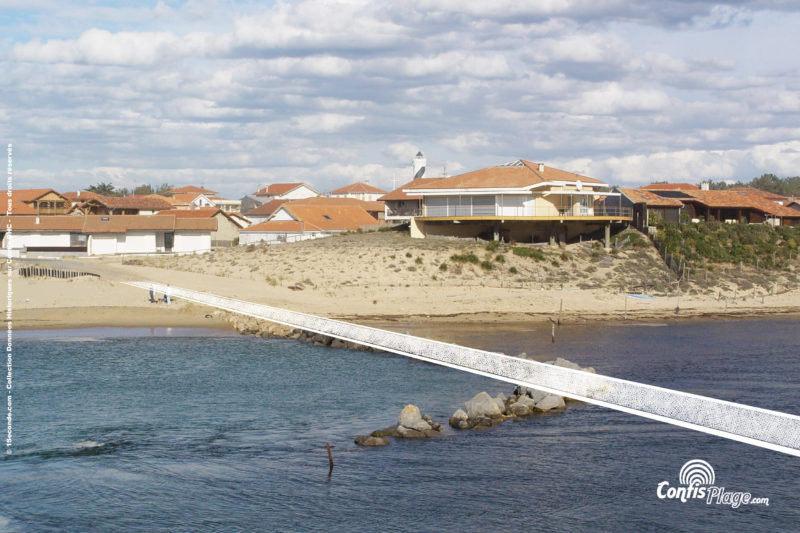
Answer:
[{"xmin": 12, "ymin": 303, "xmax": 800, "ymax": 331}]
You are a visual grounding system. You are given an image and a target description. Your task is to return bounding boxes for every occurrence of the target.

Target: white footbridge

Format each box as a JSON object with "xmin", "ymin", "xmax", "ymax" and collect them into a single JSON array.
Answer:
[{"xmin": 125, "ymin": 282, "xmax": 800, "ymax": 457}]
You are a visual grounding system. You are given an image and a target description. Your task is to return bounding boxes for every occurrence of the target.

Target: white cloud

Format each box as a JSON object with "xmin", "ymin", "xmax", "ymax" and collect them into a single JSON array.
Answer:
[{"xmin": 292, "ymin": 113, "xmax": 365, "ymax": 133}]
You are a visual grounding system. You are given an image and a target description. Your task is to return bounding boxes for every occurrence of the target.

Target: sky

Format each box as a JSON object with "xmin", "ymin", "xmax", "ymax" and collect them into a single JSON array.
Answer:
[{"xmin": 3, "ymin": 0, "xmax": 800, "ymax": 199}]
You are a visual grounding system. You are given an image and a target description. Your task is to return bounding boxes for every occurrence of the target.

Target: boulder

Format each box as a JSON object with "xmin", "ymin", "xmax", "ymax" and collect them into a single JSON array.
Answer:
[
  {"xmin": 396, "ymin": 425, "xmax": 427, "ymax": 438},
  {"xmin": 492, "ymin": 394, "xmax": 506, "ymax": 412},
  {"xmin": 355, "ymin": 435, "xmax": 390, "ymax": 447},
  {"xmin": 370, "ymin": 426, "xmax": 399, "ymax": 438},
  {"xmin": 398, "ymin": 405, "xmax": 432, "ymax": 432},
  {"xmin": 510, "ymin": 402, "xmax": 531, "ymax": 416},
  {"xmin": 421, "ymin": 414, "xmax": 442, "ymax": 432},
  {"xmin": 513, "ymin": 395, "xmax": 536, "ymax": 410},
  {"xmin": 456, "ymin": 420, "xmax": 470, "ymax": 430},
  {"xmin": 465, "ymin": 392, "xmax": 503, "ymax": 419},
  {"xmin": 449, "ymin": 409, "xmax": 468, "ymax": 428},
  {"xmin": 534, "ymin": 394, "xmax": 566, "ymax": 412}
]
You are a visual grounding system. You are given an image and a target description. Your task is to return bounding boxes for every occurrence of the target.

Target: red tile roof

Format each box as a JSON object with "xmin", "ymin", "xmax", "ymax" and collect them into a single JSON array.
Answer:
[
  {"xmin": 0, "ymin": 189, "xmax": 65, "ymax": 202},
  {"xmin": 157, "ymin": 207, "xmax": 222, "ymax": 218},
  {"xmin": 167, "ymin": 186, "xmax": 218, "ymax": 195},
  {"xmin": 4, "ymin": 198, "xmax": 38, "ymax": 215},
  {"xmin": 62, "ymin": 191, "xmax": 102, "ymax": 202},
  {"xmin": 244, "ymin": 204, "xmax": 378, "ymax": 232},
  {"xmin": 245, "ymin": 199, "xmax": 288, "ymax": 217},
  {"xmin": 619, "ymin": 188, "xmax": 684, "ymax": 207},
  {"xmin": 81, "ymin": 194, "xmax": 175, "ymax": 211},
  {"xmin": 0, "ymin": 215, "xmax": 84, "ymax": 230},
  {"xmin": 328, "ymin": 182, "xmax": 386, "ymax": 195},
  {"xmin": 727, "ymin": 187, "xmax": 789, "ymax": 202},
  {"xmin": 640, "ymin": 183, "xmax": 700, "ymax": 191},
  {"xmin": 405, "ymin": 159, "xmax": 604, "ymax": 191},
  {"xmin": 682, "ymin": 190, "xmax": 800, "ymax": 217},
  {"xmin": 379, "ymin": 178, "xmax": 444, "ymax": 201}
]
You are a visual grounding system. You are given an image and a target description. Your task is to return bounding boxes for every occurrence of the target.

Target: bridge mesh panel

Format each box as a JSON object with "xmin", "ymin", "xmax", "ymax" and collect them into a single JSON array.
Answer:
[{"xmin": 126, "ymin": 281, "xmax": 800, "ymax": 456}]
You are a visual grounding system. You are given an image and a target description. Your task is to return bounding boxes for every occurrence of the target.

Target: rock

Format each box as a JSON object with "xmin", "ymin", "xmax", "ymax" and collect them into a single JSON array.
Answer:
[
  {"xmin": 510, "ymin": 403, "xmax": 531, "ymax": 416},
  {"xmin": 465, "ymin": 392, "xmax": 503, "ymax": 419},
  {"xmin": 396, "ymin": 425, "xmax": 427, "ymax": 438},
  {"xmin": 492, "ymin": 394, "xmax": 506, "ymax": 412},
  {"xmin": 371, "ymin": 426, "xmax": 399, "ymax": 438},
  {"xmin": 456, "ymin": 420, "xmax": 470, "ymax": 429},
  {"xmin": 449, "ymin": 409, "xmax": 468, "ymax": 428},
  {"xmin": 534, "ymin": 394, "xmax": 566, "ymax": 412},
  {"xmin": 421, "ymin": 414, "xmax": 442, "ymax": 432},
  {"xmin": 513, "ymin": 395, "xmax": 536, "ymax": 410},
  {"xmin": 355, "ymin": 435, "xmax": 390, "ymax": 447},
  {"xmin": 423, "ymin": 429, "xmax": 445, "ymax": 438},
  {"xmin": 398, "ymin": 405, "xmax": 432, "ymax": 432}
]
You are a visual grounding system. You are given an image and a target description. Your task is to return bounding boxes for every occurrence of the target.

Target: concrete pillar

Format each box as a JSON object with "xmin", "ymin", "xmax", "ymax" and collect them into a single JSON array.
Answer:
[
  {"xmin": 493, "ymin": 223, "xmax": 500, "ymax": 242},
  {"xmin": 410, "ymin": 217, "xmax": 426, "ymax": 239},
  {"xmin": 604, "ymin": 223, "xmax": 611, "ymax": 249}
]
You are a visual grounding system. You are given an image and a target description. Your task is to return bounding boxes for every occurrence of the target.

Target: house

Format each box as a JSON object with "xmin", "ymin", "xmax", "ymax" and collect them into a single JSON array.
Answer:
[
  {"xmin": 404, "ymin": 159, "xmax": 631, "ymax": 244},
  {"xmin": 157, "ymin": 207, "xmax": 248, "ymax": 246},
  {"xmin": 242, "ymin": 183, "xmax": 320, "ymax": 215},
  {"xmin": 1, "ymin": 189, "xmax": 71, "ymax": 215},
  {"xmin": 240, "ymin": 203, "xmax": 379, "ymax": 245},
  {"xmin": 1, "ymin": 215, "xmax": 216, "ymax": 256},
  {"xmin": 379, "ymin": 177, "xmax": 443, "ymax": 222},
  {"xmin": 727, "ymin": 187, "xmax": 789, "ymax": 205},
  {"xmin": 1, "ymin": 216, "xmax": 86, "ymax": 254},
  {"xmin": 62, "ymin": 190, "xmax": 102, "ymax": 208},
  {"xmin": 617, "ymin": 188, "xmax": 684, "ymax": 230},
  {"xmin": 245, "ymin": 196, "xmax": 384, "ymax": 224},
  {"xmin": 328, "ymin": 182, "xmax": 387, "ymax": 202},
  {"xmin": 83, "ymin": 215, "xmax": 215, "ymax": 255},
  {"xmin": 167, "ymin": 185, "xmax": 218, "ymax": 196},
  {"xmin": 74, "ymin": 194, "xmax": 175, "ymax": 215},
  {"xmin": 254, "ymin": 182, "xmax": 319, "ymax": 201},
  {"xmin": 640, "ymin": 183, "xmax": 700, "ymax": 191},
  {"xmin": 674, "ymin": 190, "xmax": 800, "ymax": 226},
  {"xmin": 207, "ymin": 195, "xmax": 241, "ymax": 213}
]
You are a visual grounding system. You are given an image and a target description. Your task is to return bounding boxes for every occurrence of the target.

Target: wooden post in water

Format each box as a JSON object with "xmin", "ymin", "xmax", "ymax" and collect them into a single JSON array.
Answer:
[{"xmin": 326, "ymin": 442, "xmax": 333, "ymax": 475}]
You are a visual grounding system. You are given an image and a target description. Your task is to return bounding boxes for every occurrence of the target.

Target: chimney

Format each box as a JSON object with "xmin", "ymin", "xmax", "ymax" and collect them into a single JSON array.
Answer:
[
  {"xmin": 538, "ymin": 163, "xmax": 545, "ymax": 172},
  {"xmin": 413, "ymin": 152, "xmax": 426, "ymax": 180},
  {"xmin": 701, "ymin": 182, "xmax": 710, "ymax": 191}
]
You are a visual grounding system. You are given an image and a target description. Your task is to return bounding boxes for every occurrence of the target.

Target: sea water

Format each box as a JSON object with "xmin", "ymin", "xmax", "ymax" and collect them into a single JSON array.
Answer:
[{"xmin": 2, "ymin": 320, "xmax": 799, "ymax": 531}]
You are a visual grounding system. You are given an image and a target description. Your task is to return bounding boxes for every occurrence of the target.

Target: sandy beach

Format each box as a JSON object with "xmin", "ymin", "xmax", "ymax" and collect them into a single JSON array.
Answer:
[{"xmin": 9, "ymin": 231, "xmax": 800, "ymax": 330}]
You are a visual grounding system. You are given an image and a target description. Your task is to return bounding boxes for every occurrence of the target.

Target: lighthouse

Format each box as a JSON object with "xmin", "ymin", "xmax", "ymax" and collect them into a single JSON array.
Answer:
[{"xmin": 413, "ymin": 152, "xmax": 426, "ymax": 180}]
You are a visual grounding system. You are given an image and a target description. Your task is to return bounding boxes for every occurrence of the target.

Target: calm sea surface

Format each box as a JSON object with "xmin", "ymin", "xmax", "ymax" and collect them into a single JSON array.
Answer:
[{"xmin": 2, "ymin": 319, "xmax": 799, "ymax": 532}]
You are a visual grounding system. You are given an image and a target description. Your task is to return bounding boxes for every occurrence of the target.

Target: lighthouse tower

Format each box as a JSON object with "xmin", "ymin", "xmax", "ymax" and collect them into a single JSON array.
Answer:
[{"xmin": 413, "ymin": 151, "xmax": 426, "ymax": 180}]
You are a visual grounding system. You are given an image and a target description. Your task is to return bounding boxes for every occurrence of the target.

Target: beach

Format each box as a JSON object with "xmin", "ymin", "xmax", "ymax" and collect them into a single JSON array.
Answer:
[{"xmin": 10, "ymin": 232, "xmax": 800, "ymax": 331}]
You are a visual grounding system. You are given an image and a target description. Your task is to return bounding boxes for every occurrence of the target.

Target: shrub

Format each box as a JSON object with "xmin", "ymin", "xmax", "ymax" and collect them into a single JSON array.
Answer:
[
  {"xmin": 495, "ymin": 254, "xmax": 505, "ymax": 263},
  {"xmin": 439, "ymin": 262, "xmax": 448, "ymax": 271},
  {"xmin": 415, "ymin": 257, "xmax": 423, "ymax": 264},
  {"xmin": 405, "ymin": 252, "xmax": 412, "ymax": 258},
  {"xmin": 450, "ymin": 252, "xmax": 480, "ymax": 264},
  {"xmin": 485, "ymin": 241, "xmax": 500, "ymax": 252},
  {"xmin": 480, "ymin": 260, "xmax": 494, "ymax": 271},
  {"xmin": 509, "ymin": 266, "xmax": 518, "ymax": 274},
  {"xmin": 512, "ymin": 247, "xmax": 545, "ymax": 261}
]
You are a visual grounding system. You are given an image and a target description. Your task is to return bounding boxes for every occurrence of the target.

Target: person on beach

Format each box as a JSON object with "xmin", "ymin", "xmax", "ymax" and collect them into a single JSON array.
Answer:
[
  {"xmin": 164, "ymin": 285, "xmax": 171, "ymax": 305},
  {"xmin": 149, "ymin": 285, "xmax": 156, "ymax": 303}
]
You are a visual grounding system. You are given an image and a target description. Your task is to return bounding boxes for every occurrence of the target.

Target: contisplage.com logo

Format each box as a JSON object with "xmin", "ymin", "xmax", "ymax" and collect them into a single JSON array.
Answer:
[{"xmin": 656, "ymin": 459, "xmax": 770, "ymax": 508}]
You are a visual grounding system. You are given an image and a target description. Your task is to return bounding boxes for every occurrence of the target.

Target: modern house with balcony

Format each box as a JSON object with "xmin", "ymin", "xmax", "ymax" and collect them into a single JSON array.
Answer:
[{"xmin": 404, "ymin": 159, "xmax": 631, "ymax": 245}]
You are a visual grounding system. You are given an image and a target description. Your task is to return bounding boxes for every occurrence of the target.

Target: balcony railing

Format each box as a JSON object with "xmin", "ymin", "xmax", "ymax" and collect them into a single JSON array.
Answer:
[{"xmin": 423, "ymin": 203, "xmax": 632, "ymax": 218}]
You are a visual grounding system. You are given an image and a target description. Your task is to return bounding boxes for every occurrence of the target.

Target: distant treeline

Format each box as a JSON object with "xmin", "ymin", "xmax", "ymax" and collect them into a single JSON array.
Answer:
[
  {"xmin": 85, "ymin": 182, "xmax": 174, "ymax": 197},
  {"xmin": 707, "ymin": 174, "xmax": 800, "ymax": 196}
]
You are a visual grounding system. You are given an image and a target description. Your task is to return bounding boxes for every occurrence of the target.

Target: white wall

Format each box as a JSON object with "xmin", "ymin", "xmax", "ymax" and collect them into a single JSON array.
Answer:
[
  {"xmin": 89, "ymin": 234, "xmax": 122, "ymax": 255},
  {"xmin": 125, "ymin": 231, "xmax": 156, "ymax": 253},
  {"xmin": 3, "ymin": 231, "xmax": 72, "ymax": 249},
  {"xmin": 270, "ymin": 208, "xmax": 296, "ymax": 221},
  {"xmin": 174, "ymin": 231, "xmax": 211, "ymax": 253},
  {"xmin": 280, "ymin": 185, "xmax": 317, "ymax": 200},
  {"xmin": 239, "ymin": 231, "xmax": 329, "ymax": 245}
]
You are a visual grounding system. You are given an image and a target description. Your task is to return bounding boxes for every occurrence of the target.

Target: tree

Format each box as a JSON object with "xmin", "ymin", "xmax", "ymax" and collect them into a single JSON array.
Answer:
[
  {"xmin": 155, "ymin": 183, "xmax": 174, "ymax": 195},
  {"xmin": 133, "ymin": 184, "xmax": 155, "ymax": 195},
  {"xmin": 87, "ymin": 182, "xmax": 117, "ymax": 196}
]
